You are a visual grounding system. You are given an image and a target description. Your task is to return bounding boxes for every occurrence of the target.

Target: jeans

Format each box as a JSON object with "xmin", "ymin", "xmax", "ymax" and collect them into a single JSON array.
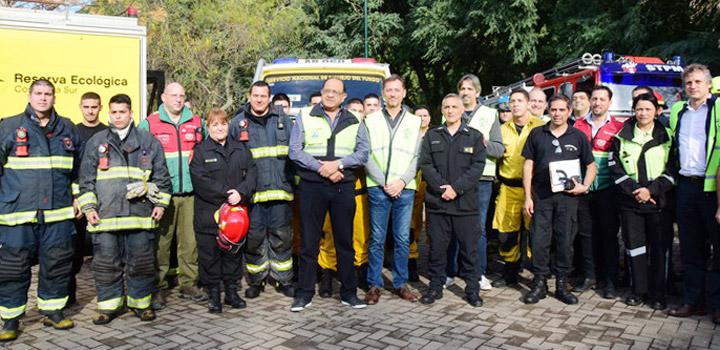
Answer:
[
  {"xmin": 367, "ymin": 187, "xmax": 415, "ymax": 289},
  {"xmin": 446, "ymin": 181, "xmax": 491, "ymax": 277}
]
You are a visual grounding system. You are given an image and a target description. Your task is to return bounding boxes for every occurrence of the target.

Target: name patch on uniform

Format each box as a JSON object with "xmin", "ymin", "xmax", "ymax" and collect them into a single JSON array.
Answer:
[
  {"xmin": 205, "ymin": 158, "xmax": 218, "ymax": 163},
  {"xmin": 430, "ymin": 140, "xmax": 441, "ymax": 145},
  {"xmin": 463, "ymin": 147, "xmax": 474, "ymax": 154}
]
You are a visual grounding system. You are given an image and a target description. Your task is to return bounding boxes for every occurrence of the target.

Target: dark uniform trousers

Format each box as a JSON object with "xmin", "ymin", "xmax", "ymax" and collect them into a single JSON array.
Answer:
[
  {"xmin": 246, "ymin": 201, "xmax": 293, "ymax": 285},
  {"xmin": 195, "ymin": 233, "xmax": 243, "ymax": 287},
  {"xmin": 576, "ymin": 186, "xmax": 619, "ymax": 283},
  {"xmin": 530, "ymin": 194, "xmax": 577, "ymax": 276},
  {"xmin": 0, "ymin": 219, "xmax": 74, "ymax": 318},
  {"xmin": 427, "ymin": 213, "xmax": 480, "ymax": 295},
  {"xmin": 676, "ymin": 178, "xmax": 720, "ymax": 309},
  {"xmin": 296, "ymin": 180, "xmax": 357, "ymax": 300}
]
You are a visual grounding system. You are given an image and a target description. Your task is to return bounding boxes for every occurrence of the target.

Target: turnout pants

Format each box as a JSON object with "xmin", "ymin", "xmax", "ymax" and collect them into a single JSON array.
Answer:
[
  {"xmin": 297, "ymin": 180, "xmax": 357, "ymax": 300},
  {"xmin": 577, "ymin": 187, "xmax": 619, "ymax": 284},
  {"xmin": 0, "ymin": 220, "xmax": 74, "ymax": 320},
  {"xmin": 529, "ymin": 194, "xmax": 577, "ymax": 276},
  {"xmin": 409, "ymin": 179, "xmax": 427, "ymax": 259},
  {"xmin": 155, "ymin": 195, "xmax": 198, "ymax": 290},
  {"xmin": 245, "ymin": 201, "xmax": 293, "ymax": 285},
  {"xmin": 493, "ymin": 185, "xmax": 531, "ymax": 263},
  {"xmin": 196, "ymin": 233, "xmax": 243, "ymax": 287},
  {"xmin": 93, "ymin": 230, "xmax": 155, "ymax": 313},
  {"xmin": 620, "ymin": 208, "xmax": 671, "ymax": 302},
  {"xmin": 427, "ymin": 213, "xmax": 480, "ymax": 295}
]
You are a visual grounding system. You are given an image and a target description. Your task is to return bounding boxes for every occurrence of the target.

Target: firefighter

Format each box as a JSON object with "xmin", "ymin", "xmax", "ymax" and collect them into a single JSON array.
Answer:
[
  {"xmin": 492, "ymin": 88, "xmax": 545, "ymax": 288},
  {"xmin": 78, "ymin": 94, "xmax": 171, "ymax": 324},
  {"xmin": 608, "ymin": 93, "xmax": 675, "ymax": 310},
  {"xmin": 0, "ymin": 80, "xmax": 83, "ymax": 342},
  {"xmin": 139, "ymin": 82, "xmax": 207, "ymax": 310},
  {"xmin": 191, "ymin": 108, "xmax": 257, "ymax": 313},
  {"xmin": 229, "ymin": 81, "xmax": 295, "ymax": 298}
]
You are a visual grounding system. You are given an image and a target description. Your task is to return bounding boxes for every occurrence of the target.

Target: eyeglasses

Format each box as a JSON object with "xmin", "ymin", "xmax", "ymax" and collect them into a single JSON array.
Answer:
[
  {"xmin": 321, "ymin": 89, "xmax": 344, "ymax": 96},
  {"xmin": 552, "ymin": 139, "xmax": 562, "ymax": 154}
]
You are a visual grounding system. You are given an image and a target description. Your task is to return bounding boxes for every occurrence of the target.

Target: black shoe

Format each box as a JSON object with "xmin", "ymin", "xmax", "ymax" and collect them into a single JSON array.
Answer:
[
  {"xmin": 420, "ymin": 289, "xmax": 443, "ymax": 305},
  {"xmin": 625, "ymin": 293, "xmax": 644, "ymax": 307},
  {"xmin": 225, "ymin": 284, "xmax": 247, "ymax": 309},
  {"xmin": 340, "ymin": 295, "xmax": 367, "ymax": 309},
  {"xmin": 572, "ymin": 278, "xmax": 596, "ymax": 292},
  {"xmin": 207, "ymin": 286, "xmax": 222, "ymax": 313},
  {"xmin": 0, "ymin": 318, "xmax": 19, "ymax": 342},
  {"xmin": 523, "ymin": 275, "xmax": 547, "ymax": 305},
  {"xmin": 356, "ymin": 264, "xmax": 369, "ymax": 292},
  {"xmin": 603, "ymin": 281, "xmax": 617, "ymax": 299},
  {"xmin": 319, "ymin": 269, "xmax": 333, "ymax": 298},
  {"xmin": 275, "ymin": 282, "xmax": 295, "ymax": 298},
  {"xmin": 555, "ymin": 276, "xmax": 578, "ymax": 305},
  {"xmin": 408, "ymin": 259, "xmax": 419, "ymax": 282},
  {"xmin": 290, "ymin": 297, "xmax": 312, "ymax": 312},
  {"xmin": 649, "ymin": 300, "xmax": 667, "ymax": 311},
  {"xmin": 244, "ymin": 281, "xmax": 265, "ymax": 299},
  {"xmin": 467, "ymin": 293, "xmax": 484, "ymax": 307}
]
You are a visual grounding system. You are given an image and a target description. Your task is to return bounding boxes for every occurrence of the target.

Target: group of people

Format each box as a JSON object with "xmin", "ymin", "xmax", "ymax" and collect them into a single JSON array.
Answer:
[{"xmin": 1, "ymin": 62, "xmax": 719, "ymax": 342}]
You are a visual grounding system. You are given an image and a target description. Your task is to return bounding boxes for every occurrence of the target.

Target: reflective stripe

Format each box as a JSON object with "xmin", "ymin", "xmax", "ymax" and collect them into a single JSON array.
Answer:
[
  {"xmin": 98, "ymin": 297, "xmax": 124, "ymax": 311},
  {"xmin": 157, "ymin": 192, "xmax": 171, "ymax": 206},
  {"xmin": 127, "ymin": 294, "xmax": 151, "ymax": 309},
  {"xmin": 0, "ymin": 210, "xmax": 37, "ymax": 226},
  {"xmin": 662, "ymin": 174, "xmax": 675, "ymax": 185},
  {"xmin": 250, "ymin": 145, "xmax": 289, "ymax": 158},
  {"xmin": 5, "ymin": 156, "xmax": 73, "ymax": 170},
  {"xmin": 44, "ymin": 206, "xmax": 75, "ymax": 223},
  {"xmin": 592, "ymin": 151, "xmax": 609, "ymax": 158},
  {"xmin": 251, "ymin": 190, "xmax": 294, "ymax": 203},
  {"xmin": 37, "ymin": 296, "xmax": 68, "ymax": 311},
  {"xmin": 87, "ymin": 216, "xmax": 158, "ymax": 232},
  {"xmin": 614, "ymin": 175, "xmax": 630, "ymax": 185},
  {"xmin": 626, "ymin": 246, "xmax": 646, "ymax": 257},
  {"xmin": 97, "ymin": 167, "xmax": 151, "ymax": 181},
  {"xmin": 246, "ymin": 261, "xmax": 269, "ymax": 273},
  {"xmin": 167, "ymin": 267, "xmax": 179, "ymax": 276},
  {"xmin": 164, "ymin": 150, "xmax": 193, "ymax": 159},
  {"xmin": 304, "ymin": 145, "xmax": 327, "ymax": 156},
  {"xmin": 270, "ymin": 259, "xmax": 293, "ymax": 271},
  {"xmin": 78, "ymin": 192, "xmax": 98, "ymax": 208},
  {"xmin": 71, "ymin": 183, "xmax": 80, "ymax": 196},
  {"xmin": 0, "ymin": 304, "xmax": 26, "ymax": 319},
  {"xmin": 335, "ymin": 146, "xmax": 355, "ymax": 156}
]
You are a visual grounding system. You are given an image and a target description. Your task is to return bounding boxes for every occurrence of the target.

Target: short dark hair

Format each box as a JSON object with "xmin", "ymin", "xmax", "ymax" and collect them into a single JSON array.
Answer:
[
  {"xmin": 29, "ymin": 79, "xmax": 55, "ymax": 95},
  {"xmin": 310, "ymin": 91, "xmax": 322, "ymax": 99},
  {"xmin": 109, "ymin": 94, "xmax": 132, "ymax": 109},
  {"xmin": 414, "ymin": 104, "xmax": 430, "ymax": 113},
  {"xmin": 592, "ymin": 85, "xmax": 613, "ymax": 100},
  {"xmin": 571, "ymin": 90, "xmax": 590, "ymax": 100},
  {"xmin": 322, "ymin": 78, "xmax": 346, "ymax": 93},
  {"xmin": 346, "ymin": 98, "xmax": 363, "ymax": 106},
  {"xmin": 548, "ymin": 94, "xmax": 571, "ymax": 109},
  {"xmin": 363, "ymin": 93, "xmax": 380, "ymax": 102},
  {"xmin": 632, "ymin": 93, "xmax": 659, "ymax": 111},
  {"xmin": 510, "ymin": 88, "xmax": 529, "ymax": 101},
  {"xmin": 272, "ymin": 93, "xmax": 290, "ymax": 104},
  {"xmin": 250, "ymin": 81, "xmax": 271, "ymax": 95},
  {"xmin": 382, "ymin": 74, "xmax": 405, "ymax": 89},
  {"xmin": 81, "ymin": 92, "xmax": 101, "ymax": 102},
  {"xmin": 632, "ymin": 85, "xmax": 653, "ymax": 94}
]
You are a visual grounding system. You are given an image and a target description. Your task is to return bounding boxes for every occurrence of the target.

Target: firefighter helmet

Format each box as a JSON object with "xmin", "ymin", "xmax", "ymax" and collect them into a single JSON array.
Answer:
[{"xmin": 214, "ymin": 203, "xmax": 249, "ymax": 254}]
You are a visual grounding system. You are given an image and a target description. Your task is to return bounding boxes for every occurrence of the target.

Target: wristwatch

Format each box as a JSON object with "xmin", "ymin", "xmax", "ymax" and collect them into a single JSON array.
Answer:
[{"xmin": 338, "ymin": 161, "xmax": 344, "ymax": 171}]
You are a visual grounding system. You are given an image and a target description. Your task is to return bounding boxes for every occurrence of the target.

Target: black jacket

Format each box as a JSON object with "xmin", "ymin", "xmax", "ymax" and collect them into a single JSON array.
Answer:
[
  {"xmin": 190, "ymin": 137, "xmax": 257, "ymax": 234},
  {"xmin": 419, "ymin": 123, "xmax": 486, "ymax": 216}
]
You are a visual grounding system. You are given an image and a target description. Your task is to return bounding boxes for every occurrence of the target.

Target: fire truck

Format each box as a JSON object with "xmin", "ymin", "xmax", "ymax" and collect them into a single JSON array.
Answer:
[{"xmin": 482, "ymin": 52, "xmax": 686, "ymax": 119}]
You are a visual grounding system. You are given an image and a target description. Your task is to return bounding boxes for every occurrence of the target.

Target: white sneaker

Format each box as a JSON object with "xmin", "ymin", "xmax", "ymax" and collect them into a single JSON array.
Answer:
[
  {"xmin": 480, "ymin": 275, "xmax": 492, "ymax": 291},
  {"xmin": 443, "ymin": 277, "xmax": 455, "ymax": 288}
]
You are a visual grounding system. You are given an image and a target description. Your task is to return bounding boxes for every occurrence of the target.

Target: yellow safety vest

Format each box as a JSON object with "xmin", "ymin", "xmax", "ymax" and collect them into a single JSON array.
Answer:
[
  {"xmin": 364, "ymin": 110, "xmax": 421, "ymax": 190},
  {"xmin": 300, "ymin": 107, "xmax": 360, "ymax": 159},
  {"xmin": 466, "ymin": 105, "xmax": 499, "ymax": 178}
]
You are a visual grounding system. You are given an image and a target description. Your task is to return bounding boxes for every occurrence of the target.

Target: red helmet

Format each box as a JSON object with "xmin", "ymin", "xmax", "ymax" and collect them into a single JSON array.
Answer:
[{"xmin": 214, "ymin": 203, "xmax": 249, "ymax": 254}]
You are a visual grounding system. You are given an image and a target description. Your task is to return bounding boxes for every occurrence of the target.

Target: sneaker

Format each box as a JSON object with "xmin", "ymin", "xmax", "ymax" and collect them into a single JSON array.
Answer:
[
  {"xmin": 290, "ymin": 297, "xmax": 312, "ymax": 312},
  {"xmin": 179, "ymin": 285, "xmax": 208, "ymax": 302},
  {"xmin": 480, "ymin": 275, "xmax": 492, "ymax": 291},
  {"xmin": 340, "ymin": 295, "xmax": 367, "ymax": 309},
  {"xmin": 151, "ymin": 290, "xmax": 167, "ymax": 310},
  {"xmin": 443, "ymin": 277, "xmax": 455, "ymax": 288}
]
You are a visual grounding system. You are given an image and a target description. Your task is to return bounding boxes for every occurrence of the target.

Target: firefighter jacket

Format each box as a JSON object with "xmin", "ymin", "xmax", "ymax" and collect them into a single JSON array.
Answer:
[
  {"xmin": 419, "ymin": 123, "xmax": 486, "ymax": 216},
  {"xmin": 497, "ymin": 116, "xmax": 545, "ymax": 186},
  {"xmin": 190, "ymin": 137, "xmax": 257, "ymax": 235},
  {"xmin": 608, "ymin": 119, "xmax": 676, "ymax": 212},
  {"xmin": 669, "ymin": 96, "xmax": 720, "ymax": 192},
  {"xmin": 0, "ymin": 105, "xmax": 83, "ymax": 225},
  {"xmin": 574, "ymin": 115, "xmax": 624, "ymax": 191},
  {"xmin": 229, "ymin": 104, "xmax": 294, "ymax": 203},
  {"xmin": 78, "ymin": 124, "xmax": 172, "ymax": 233},
  {"xmin": 138, "ymin": 104, "xmax": 206, "ymax": 194}
]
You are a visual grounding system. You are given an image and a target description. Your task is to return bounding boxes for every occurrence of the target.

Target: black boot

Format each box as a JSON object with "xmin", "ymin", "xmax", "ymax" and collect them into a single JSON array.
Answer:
[
  {"xmin": 0, "ymin": 318, "xmax": 19, "ymax": 342},
  {"xmin": 225, "ymin": 283, "xmax": 247, "ymax": 309},
  {"xmin": 208, "ymin": 286, "xmax": 222, "ymax": 313},
  {"xmin": 319, "ymin": 269, "xmax": 333, "ymax": 298},
  {"xmin": 523, "ymin": 275, "xmax": 547, "ymax": 304},
  {"xmin": 244, "ymin": 280, "xmax": 265, "ymax": 299},
  {"xmin": 492, "ymin": 261, "xmax": 520, "ymax": 288},
  {"xmin": 408, "ymin": 259, "xmax": 419, "ymax": 282},
  {"xmin": 555, "ymin": 275, "xmax": 578, "ymax": 305},
  {"xmin": 356, "ymin": 264, "xmax": 369, "ymax": 291}
]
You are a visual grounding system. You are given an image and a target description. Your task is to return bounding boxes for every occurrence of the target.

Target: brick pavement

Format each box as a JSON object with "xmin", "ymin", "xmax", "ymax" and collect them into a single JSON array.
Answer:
[{"xmin": 3, "ymin": 249, "xmax": 719, "ymax": 349}]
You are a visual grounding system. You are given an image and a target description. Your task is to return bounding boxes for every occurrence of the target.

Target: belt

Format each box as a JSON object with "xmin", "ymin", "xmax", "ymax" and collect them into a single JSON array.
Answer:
[
  {"xmin": 497, "ymin": 174, "xmax": 523, "ymax": 188},
  {"xmin": 174, "ymin": 192, "xmax": 194, "ymax": 197},
  {"xmin": 679, "ymin": 175, "xmax": 704, "ymax": 184}
]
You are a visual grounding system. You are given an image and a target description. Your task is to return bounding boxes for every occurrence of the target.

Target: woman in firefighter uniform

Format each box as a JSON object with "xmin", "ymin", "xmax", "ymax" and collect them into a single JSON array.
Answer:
[
  {"xmin": 78, "ymin": 94, "xmax": 172, "ymax": 325},
  {"xmin": 608, "ymin": 93, "xmax": 675, "ymax": 310},
  {"xmin": 191, "ymin": 108, "xmax": 257, "ymax": 313}
]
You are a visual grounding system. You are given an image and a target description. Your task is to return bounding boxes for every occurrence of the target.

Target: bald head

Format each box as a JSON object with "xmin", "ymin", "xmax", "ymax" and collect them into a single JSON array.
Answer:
[
  {"xmin": 162, "ymin": 82, "xmax": 187, "ymax": 116},
  {"xmin": 529, "ymin": 88, "xmax": 546, "ymax": 118}
]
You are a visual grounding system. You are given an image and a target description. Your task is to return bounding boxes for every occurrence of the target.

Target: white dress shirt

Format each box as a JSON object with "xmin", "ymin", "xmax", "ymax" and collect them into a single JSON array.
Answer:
[{"xmin": 678, "ymin": 100, "xmax": 709, "ymax": 177}]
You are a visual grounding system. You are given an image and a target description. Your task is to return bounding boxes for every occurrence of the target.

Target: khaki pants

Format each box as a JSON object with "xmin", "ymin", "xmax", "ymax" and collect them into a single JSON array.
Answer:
[{"xmin": 155, "ymin": 195, "xmax": 198, "ymax": 290}]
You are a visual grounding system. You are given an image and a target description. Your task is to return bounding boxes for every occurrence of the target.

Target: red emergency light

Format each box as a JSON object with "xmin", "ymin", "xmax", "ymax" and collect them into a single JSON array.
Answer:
[{"xmin": 351, "ymin": 58, "xmax": 377, "ymax": 64}]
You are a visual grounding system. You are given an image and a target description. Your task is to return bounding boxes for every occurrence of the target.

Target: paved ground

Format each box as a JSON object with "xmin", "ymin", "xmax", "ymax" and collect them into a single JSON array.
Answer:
[{"xmin": 3, "ymin": 242, "xmax": 720, "ymax": 349}]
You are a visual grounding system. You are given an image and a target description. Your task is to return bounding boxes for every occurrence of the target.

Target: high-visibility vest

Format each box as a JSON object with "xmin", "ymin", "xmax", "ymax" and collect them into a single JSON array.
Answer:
[
  {"xmin": 574, "ymin": 115, "xmax": 624, "ymax": 191},
  {"xmin": 364, "ymin": 110, "xmax": 421, "ymax": 190},
  {"xmin": 466, "ymin": 105, "xmax": 498, "ymax": 178},
  {"xmin": 616, "ymin": 123, "xmax": 672, "ymax": 183}
]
